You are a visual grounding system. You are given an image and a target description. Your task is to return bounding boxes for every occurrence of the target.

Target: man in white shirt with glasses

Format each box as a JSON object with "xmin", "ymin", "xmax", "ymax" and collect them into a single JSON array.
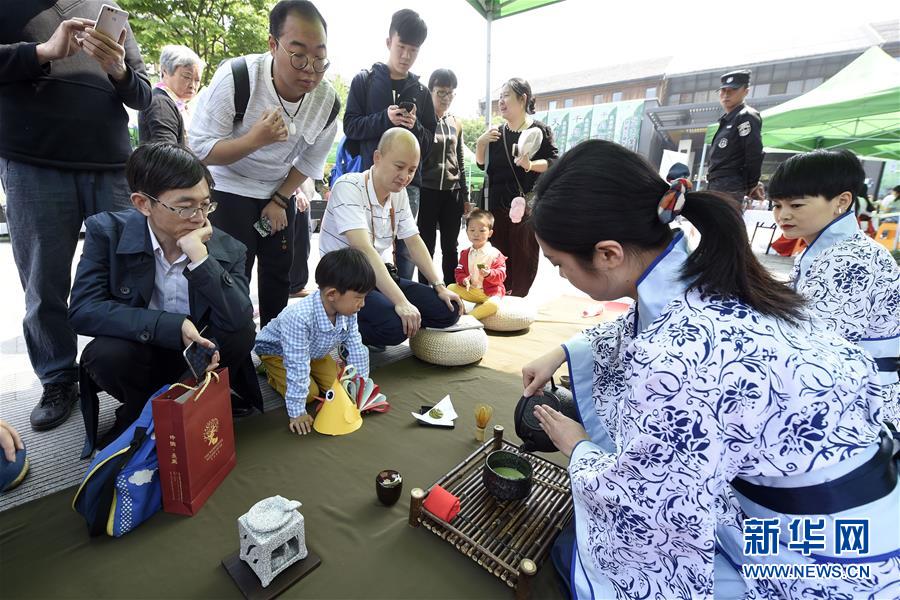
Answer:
[{"xmin": 189, "ymin": 0, "xmax": 339, "ymax": 328}]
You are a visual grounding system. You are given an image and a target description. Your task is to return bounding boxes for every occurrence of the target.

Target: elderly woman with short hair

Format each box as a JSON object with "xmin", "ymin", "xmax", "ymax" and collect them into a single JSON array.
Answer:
[{"xmin": 138, "ymin": 45, "xmax": 204, "ymax": 144}]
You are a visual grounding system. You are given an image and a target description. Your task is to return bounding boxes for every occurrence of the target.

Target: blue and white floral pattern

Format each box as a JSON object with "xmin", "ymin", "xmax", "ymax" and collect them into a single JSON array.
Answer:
[
  {"xmin": 791, "ymin": 227, "xmax": 900, "ymax": 426},
  {"xmin": 570, "ymin": 289, "xmax": 897, "ymax": 599}
]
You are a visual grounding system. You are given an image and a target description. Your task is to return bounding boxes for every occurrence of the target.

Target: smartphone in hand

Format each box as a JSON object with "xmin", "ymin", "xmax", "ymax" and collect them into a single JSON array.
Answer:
[
  {"xmin": 253, "ymin": 216, "xmax": 273, "ymax": 237},
  {"xmin": 183, "ymin": 336, "xmax": 219, "ymax": 381},
  {"xmin": 398, "ymin": 101, "xmax": 416, "ymax": 113},
  {"xmin": 94, "ymin": 4, "xmax": 129, "ymax": 39}
]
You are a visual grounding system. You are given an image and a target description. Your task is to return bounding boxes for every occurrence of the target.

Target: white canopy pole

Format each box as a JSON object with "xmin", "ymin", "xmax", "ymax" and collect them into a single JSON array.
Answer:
[
  {"xmin": 484, "ymin": 11, "xmax": 492, "ymax": 129},
  {"xmin": 697, "ymin": 143, "xmax": 708, "ymax": 190}
]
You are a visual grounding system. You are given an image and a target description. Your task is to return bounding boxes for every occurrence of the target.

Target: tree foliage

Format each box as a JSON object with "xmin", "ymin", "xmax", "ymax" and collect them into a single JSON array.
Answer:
[
  {"xmin": 119, "ymin": 0, "xmax": 272, "ymax": 85},
  {"xmin": 459, "ymin": 116, "xmax": 503, "ymax": 153},
  {"xmin": 460, "ymin": 116, "xmax": 486, "ymax": 154},
  {"xmin": 330, "ymin": 73, "xmax": 349, "ymax": 121}
]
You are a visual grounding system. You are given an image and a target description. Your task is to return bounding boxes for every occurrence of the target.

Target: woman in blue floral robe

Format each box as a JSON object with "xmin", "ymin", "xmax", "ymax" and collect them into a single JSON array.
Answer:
[
  {"xmin": 768, "ymin": 149, "xmax": 899, "ymax": 427},
  {"xmin": 523, "ymin": 140, "xmax": 900, "ymax": 600}
]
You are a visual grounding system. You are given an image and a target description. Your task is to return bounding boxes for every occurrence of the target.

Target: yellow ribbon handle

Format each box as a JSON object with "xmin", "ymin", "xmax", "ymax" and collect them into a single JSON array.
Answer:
[{"xmin": 167, "ymin": 371, "xmax": 220, "ymax": 402}]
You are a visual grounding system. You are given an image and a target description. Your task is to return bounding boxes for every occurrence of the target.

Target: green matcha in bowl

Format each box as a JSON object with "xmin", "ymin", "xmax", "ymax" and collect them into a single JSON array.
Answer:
[{"xmin": 483, "ymin": 450, "xmax": 533, "ymax": 501}]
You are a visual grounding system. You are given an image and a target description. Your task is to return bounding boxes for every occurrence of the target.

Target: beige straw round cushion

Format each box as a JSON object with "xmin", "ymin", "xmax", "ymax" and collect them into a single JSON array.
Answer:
[
  {"xmin": 410, "ymin": 327, "xmax": 488, "ymax": 366},
  {"xmin": 481, "ymin": 296, "xmax": 537, "ymax": 332}
]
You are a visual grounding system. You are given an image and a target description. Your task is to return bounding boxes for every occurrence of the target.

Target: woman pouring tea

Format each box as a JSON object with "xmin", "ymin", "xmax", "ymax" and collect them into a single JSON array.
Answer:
[{"xmin": 521, "ymin": 140, "xmax": 900, "ymax": 599}]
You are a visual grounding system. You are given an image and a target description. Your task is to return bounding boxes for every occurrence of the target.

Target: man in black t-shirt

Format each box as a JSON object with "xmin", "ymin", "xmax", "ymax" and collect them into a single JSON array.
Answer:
[{"xmin": 0, "ymin": 2, "xmax": 151, "ymax": 431}]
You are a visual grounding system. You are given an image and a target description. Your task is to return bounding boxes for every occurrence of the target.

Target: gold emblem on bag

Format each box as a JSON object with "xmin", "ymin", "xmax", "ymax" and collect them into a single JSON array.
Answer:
[{"xmin": 203, "ymin": 418, "xmax": 220, "ymax": 446}]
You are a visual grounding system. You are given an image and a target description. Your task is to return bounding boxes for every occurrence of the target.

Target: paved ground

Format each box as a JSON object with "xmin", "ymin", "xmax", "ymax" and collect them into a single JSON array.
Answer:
[{"xmin": 0, "ymin": 220, "xmax": 792, "ymax": 511}]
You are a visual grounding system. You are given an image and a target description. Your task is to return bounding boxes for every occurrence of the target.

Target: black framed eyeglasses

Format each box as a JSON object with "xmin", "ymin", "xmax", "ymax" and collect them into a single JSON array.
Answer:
[
  {"xmin": 277, "ymin": 42, "xmax": 330, "ymax": 73},
  {"xmin": 141, "ymin": 192, "xmax": 217, "ymax": 220},
  {"xmin": 435, "ymin": 90, "xmax": 456, "ymax": 100}
]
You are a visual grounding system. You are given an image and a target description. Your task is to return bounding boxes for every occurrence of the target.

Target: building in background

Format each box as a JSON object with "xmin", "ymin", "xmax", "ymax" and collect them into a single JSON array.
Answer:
[{"xmin": 481, "ymin": 20, "xmax": 900, "ymax": 194}]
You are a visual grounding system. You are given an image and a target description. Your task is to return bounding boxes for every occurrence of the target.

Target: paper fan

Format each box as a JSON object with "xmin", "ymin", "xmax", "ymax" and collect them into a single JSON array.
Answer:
[{"xmin": 340, "ymin": 365, "xmax": 389, "ymax": 414}]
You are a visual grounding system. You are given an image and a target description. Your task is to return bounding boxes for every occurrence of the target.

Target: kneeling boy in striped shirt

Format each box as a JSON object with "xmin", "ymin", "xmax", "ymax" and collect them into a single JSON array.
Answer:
[{"xmin": 255, "ymin": 248, "xmax": 375, "ymax": 435}]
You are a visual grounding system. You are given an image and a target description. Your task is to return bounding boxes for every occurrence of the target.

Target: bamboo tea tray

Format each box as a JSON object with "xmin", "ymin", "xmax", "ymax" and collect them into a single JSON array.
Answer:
[{"xmin": 408, "ymin": 426, "xmax": 573, "ymax": 599}]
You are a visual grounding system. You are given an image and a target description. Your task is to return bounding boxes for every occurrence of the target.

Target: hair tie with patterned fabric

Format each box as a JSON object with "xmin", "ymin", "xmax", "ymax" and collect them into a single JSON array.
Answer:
[{"xmin": 657, "ymin": 178, "xmax": 692, "ymax": 224}]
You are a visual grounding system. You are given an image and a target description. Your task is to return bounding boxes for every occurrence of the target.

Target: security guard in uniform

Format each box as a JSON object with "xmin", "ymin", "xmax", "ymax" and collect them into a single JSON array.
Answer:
[{"xmin": 707, "ymin": 69, "xmax": 763, "ymax": 203}]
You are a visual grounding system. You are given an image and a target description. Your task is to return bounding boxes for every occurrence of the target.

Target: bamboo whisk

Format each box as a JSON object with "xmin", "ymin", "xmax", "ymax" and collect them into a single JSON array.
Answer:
[{"xmin": 475, "ymin": 404, "xmax": 493, "ymax": 428}]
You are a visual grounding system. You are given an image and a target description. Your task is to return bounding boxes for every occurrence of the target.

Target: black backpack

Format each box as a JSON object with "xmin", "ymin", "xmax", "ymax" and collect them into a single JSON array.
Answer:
[
  {"xmin": 341, "ymin": 68, "xmax": 374, "ymax": 158},
  {"xmin": 229, "ymin": 57, "xmax": 340, "ymax": 129}
]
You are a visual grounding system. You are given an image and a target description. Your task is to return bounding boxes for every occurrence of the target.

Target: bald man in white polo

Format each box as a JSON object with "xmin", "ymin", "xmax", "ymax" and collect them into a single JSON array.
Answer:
[{"xmin": 319, "ymin": 128, "xmax": 462, "ymax": 347}]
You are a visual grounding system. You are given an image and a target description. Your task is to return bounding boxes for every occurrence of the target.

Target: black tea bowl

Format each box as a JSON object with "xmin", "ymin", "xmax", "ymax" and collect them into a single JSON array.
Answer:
[{"xmin": 483, "ymin": 450, "xmax": 533, "ymax": 501}]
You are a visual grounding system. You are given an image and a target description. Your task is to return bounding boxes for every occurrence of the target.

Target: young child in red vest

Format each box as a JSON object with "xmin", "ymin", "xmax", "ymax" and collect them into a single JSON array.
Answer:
[{"xmin": 449, "ymin": 209, "xmax": 507, "ymax": 320}]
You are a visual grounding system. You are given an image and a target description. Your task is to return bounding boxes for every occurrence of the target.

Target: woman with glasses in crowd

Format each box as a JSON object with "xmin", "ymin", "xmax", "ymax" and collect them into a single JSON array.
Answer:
[
  {"xmin": 475, "ymin": 77, "xmax": 558, "ymax": 297},
  {"xmin": 139, "ymin": 45, "xmax": 204, "ymax": 144},
  {"xmin": 521, "ymin": 140, "xmax": 899, "ymax": 600},
  {"xmin": 417, "ymin": 68, "xmax": 467, "ymax": 285}
]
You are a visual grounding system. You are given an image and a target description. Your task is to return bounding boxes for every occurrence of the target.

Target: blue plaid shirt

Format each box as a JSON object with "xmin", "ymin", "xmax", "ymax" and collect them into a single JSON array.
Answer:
[{"xmin": 254, "ymin": 291, "xmax": 368, "ymax": 418}]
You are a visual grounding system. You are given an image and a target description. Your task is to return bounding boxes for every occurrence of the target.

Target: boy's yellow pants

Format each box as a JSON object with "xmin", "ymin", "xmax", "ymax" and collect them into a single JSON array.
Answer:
[
  {"xmin": 447, "ymin": 284, "xmax": 500, "ymax": 321},
  {"xmin": 259, "ymin": 354, "xmax": 338, "ymax": 405}
]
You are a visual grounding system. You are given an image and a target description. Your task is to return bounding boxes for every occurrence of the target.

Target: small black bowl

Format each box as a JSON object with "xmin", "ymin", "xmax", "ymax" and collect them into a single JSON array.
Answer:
[
  {"xmin": 483, "ymin": 451, "xmax": 533, "ymax": 501},
  {"xmin": 376, "ymin": 470, "xmax": 403, "ymax": 506}
]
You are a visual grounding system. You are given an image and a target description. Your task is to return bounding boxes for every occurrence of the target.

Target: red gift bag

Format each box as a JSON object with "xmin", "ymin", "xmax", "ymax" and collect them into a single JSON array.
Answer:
[{"xmin": 152, "ymin": 369, "xmax": 235, "ymax": 516}]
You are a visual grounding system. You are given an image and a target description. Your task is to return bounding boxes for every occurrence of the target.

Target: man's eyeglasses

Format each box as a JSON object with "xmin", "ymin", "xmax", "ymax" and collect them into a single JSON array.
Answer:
[
  {"xmin": 277, "ymin": 42, "xmax": 330, "ymax": 73},
  {"xmin": 435, "ymin": 90, "xmax": 456, "ymax": 100},
  {"xmin": 141, "ymin": 192, "xmax": 217, "ymax": 220}
]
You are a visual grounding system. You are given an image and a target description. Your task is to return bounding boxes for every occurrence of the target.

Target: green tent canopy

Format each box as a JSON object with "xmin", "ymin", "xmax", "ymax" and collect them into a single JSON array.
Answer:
[
  {"xmin": 465, "ymin": 0, "xmax": 566, "ymax": 127},
  {"xmin": 705, "ymin": 47, "xmax": 900, "ymax": 159},
  {"xmin": 466, "ymin": 0, "xmax": 565, "ymax": 19}
]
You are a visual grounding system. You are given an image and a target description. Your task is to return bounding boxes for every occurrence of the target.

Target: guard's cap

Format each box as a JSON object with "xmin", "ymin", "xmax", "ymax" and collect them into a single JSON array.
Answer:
[{"xmin": 719, "ymin": 69, "xmax": 751, "ymax": 89}]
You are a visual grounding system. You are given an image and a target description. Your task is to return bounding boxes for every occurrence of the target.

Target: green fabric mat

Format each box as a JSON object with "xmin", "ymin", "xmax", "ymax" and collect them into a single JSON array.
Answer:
[{"xmin": 0, "ymin": 296, "xmax": 608, "ymax": 599}]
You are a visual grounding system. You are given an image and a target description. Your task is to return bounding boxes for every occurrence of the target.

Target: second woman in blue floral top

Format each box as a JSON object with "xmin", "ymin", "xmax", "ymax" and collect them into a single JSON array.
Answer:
[{"xmin": 769, "ymin": 149, "xmax": 899, "ymax": 427}]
